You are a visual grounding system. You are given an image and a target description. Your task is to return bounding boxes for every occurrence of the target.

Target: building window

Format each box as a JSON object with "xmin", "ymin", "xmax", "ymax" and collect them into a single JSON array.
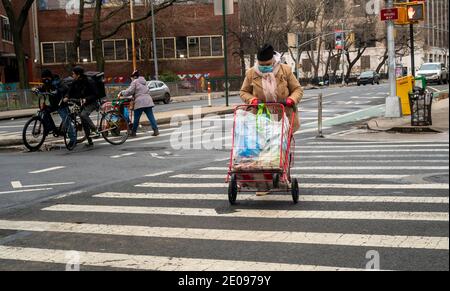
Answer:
[
  {"xmin": 154, "ymin": 37, "xmax": 176, "ymax": 59},
  {"xmin": 176, "ymin": 37, "xmax": 188, "ymax": 58},
  {"xmin": 127, "ymin": 39, "xmax": 142, "ymax": 61},
  {"xmin": 41, "ymin": 41, "xmax": 75, "ymax": 64},
  {"xmin": 103, "ymin": 39, "xmax": 127, "ymax": 61},
  {"xmin": 360, "ymin": 56, "xmax": 371, "ymax": 70},
  {"xmin": 79, "ymin": 40, "xmax": 92, "ymax": 63},
  {"xmin": 188, "ymin": 36, "xmax": 223, "ymax": 58},
  {"xmin": 1, "ymin": 16, "xmax": 13, "ymax": 42}
]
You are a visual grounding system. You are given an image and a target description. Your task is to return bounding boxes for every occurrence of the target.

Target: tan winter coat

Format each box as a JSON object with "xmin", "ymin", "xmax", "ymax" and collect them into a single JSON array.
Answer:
[{"xmin": 240, "ymin": 64, "xmax": 303, "ymax": 132}]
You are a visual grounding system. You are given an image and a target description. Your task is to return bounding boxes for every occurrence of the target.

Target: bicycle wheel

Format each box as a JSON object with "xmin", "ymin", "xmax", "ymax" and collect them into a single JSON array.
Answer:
[
  {"xmin": 22, "ymin": 116, "xmax": 46, "ymax": 151},
  {"xmin": 100, "ymin": 111, "xmax": 129, "ymax": 145}
]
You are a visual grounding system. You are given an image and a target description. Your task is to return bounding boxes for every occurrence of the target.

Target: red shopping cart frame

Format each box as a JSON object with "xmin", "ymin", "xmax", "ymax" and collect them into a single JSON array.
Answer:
[{"xmin": 226, "ymin": 103, "xmax": 296, "ymax": 192}]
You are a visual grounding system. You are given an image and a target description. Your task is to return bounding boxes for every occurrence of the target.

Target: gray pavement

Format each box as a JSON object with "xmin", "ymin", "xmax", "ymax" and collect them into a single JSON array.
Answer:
[{"xmin": 0, "ymin": 83, "xmax": 448, "ymax": 271}]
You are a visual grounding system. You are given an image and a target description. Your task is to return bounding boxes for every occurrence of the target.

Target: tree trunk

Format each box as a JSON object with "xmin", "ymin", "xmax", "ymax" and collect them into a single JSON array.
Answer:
[
  {"xmin": 376, "ymin": 50, "xmax": 388, "ymax": 73},
  {"xmin": 13, "ymin": 31, "xmax": 28, "ymax": 89},
  {"xmin": 71, "ymin": 0, "xmax": 86, "ymax": 66},
  {"xmin": 93, "ymin": 0, "xmax": 105, "ymax": 72}
]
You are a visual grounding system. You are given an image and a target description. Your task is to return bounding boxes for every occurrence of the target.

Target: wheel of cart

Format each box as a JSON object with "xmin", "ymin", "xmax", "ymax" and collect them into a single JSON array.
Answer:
[{"xmin": 226, "ymin": 103, "xmax": 298, "ymax": 204}]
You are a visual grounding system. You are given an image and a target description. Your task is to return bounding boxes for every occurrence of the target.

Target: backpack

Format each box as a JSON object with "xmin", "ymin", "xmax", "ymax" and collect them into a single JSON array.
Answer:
[{"xmin": 85, "ymin": 71, "xmax": 106, "ymax": 99}]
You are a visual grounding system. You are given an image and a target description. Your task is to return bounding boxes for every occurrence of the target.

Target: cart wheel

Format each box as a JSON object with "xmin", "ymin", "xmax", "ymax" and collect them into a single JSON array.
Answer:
[
  {"xmin": 228, "ymin": 174, "xmax": 238, "ymax": 205},
  {"xmin": 291, "ymin": 178, "xmax": 299, "ymax": 204},
  {"xmin": 273, "ymin": 173, "xmax": 280, "ymax": 188}
]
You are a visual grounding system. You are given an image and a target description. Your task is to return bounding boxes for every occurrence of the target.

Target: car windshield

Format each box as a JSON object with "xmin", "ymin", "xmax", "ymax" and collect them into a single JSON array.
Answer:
[
  {"xmin": 360, "ymin": 72, "xmax": 373, "ymax": 77},
  {"xmin": 419, "ymin": 64, "xmax": 440, "ymax": 71}
]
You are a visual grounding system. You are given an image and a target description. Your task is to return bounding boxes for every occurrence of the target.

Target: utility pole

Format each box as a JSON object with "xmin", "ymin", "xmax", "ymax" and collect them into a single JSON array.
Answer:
[
  {"xmin": 341, "ymin": 20, "xmax": 346, "ymax": 86},
  {"xmin": 409, "ymin": 23, "xmax": 415, "ymax": 76},
  {"xmin": 385, "ymin": 0, "xmax": 402, "ymax": 118},
  {"xmin": 130, "ymin": 0, "xmax": 137, "ymax": 71},
  {"xmin": 151, "ymin": 0, "xmax": 159, "ymax": 80},
  {"xmin": 222, "ymin": 0, "xmax": 229, "ymax": 107}
]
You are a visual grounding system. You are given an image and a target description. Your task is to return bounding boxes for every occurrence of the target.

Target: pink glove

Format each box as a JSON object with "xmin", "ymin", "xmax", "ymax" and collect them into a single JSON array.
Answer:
[{"xmin": 286, "ymin": 97, "xmax": 295, "ymax": 107}]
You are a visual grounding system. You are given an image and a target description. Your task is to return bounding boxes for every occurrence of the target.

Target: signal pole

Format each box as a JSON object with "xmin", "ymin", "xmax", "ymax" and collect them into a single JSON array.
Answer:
[{"xmin": 385, "ymin": 0, "xmax": 402, "ymax": 118}]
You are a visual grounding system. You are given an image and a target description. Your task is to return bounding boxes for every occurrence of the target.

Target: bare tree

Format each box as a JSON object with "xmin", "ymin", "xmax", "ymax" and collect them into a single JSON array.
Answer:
[
  {"xmin": 73, "ymin": 0, "xmax": 184, "ymax": 72},
  {"xmin": 236, "ymin": 0, "xmax": 291, "ymax": 68},
  {"xmin": 1, "ymin": 0, "xmax": 35, "ymax": 88}
]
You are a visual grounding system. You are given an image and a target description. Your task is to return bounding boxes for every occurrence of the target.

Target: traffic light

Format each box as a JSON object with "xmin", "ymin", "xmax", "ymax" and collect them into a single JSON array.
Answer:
[
  {"xmin": 335, "ymin": 31, "xmax": 345, "ymax": 50},
  {"xmin": 406, "ymin": 2, "xmax": 425, "ymax": 22}
]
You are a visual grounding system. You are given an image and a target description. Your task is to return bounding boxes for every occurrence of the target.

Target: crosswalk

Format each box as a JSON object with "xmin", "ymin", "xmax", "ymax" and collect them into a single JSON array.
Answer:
[{"xmin": 0, "ymin": 140, "xmax": 448, "ymax": 271}]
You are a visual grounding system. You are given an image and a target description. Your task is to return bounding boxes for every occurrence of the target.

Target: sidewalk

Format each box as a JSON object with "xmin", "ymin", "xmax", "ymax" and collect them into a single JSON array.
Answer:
[
  {"xmin": 0, "ymin": 105, "xmax": 236, "ymax": 147},
  {"xmin": 367, "ymin": 97, "xmax": 449, "ymax": 133}
]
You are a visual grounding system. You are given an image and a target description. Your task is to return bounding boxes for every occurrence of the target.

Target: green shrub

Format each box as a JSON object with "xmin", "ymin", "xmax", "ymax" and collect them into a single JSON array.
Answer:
[{"xmin": 159, "ymin": 71, "xmax": 180, "ymax": 83}]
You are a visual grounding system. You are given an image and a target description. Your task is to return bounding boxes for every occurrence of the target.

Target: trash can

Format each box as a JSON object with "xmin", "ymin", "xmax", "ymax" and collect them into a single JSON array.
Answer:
[{"xmin": 409, "ymin": 87, "xmax": 433, "ymax": 126}]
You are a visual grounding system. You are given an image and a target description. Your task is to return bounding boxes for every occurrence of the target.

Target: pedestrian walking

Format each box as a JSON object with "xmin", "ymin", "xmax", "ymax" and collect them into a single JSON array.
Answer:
[
  {"xmin": 240, "ymin": 44, "xmax": 304, "ymax": 132},
  {"xmin": 120, "ymin": 70, "xmax": 159, "ymax": 137}
]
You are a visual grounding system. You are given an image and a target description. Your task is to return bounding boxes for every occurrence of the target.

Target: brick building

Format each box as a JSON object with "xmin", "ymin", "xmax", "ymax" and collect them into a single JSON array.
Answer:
[
  {"xmin": 0, "ymin": 1, "xmax": 36, "ymax": 84},
  {"xmin": 34, "ymin": 0, "xmax": 241, "ymax": 82}
]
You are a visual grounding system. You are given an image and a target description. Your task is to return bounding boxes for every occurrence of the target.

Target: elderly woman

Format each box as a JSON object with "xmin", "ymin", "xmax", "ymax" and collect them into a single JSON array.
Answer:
[
  {"xmin": 240, "ymin": 44, "xmax": 303, "ymax": 132},
  {"xmin": 120, "ymin": 70, "xmax": 159, "ymax": 137}
]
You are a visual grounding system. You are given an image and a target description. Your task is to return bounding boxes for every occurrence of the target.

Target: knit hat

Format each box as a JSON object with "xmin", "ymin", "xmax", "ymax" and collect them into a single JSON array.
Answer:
[
  {"xmin": 41, "ymin": 69, "xmax": 53, "ymax": 79},
  {"xmin": 257, "ymin": 44, "xmax": 275, "ymax": 62}
]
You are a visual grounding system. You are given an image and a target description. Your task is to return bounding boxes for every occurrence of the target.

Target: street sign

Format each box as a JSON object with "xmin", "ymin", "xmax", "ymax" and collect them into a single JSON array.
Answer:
[
  {"xmin": 214, "ymin": 0, "xmax": 234, "ymax": 15},
  {"xmin": 335, "ymin": 30, "xmax": 345, "ymax": 50},
  {"xmin": 381, "ymin": 8, "xmax": 399, "ymax": 21}
]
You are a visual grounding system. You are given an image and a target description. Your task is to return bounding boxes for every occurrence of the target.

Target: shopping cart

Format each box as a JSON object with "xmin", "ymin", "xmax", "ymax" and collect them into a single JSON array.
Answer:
[{"xmin": 226, "ymin": 103, "xmax": 298, "ymax": 205}]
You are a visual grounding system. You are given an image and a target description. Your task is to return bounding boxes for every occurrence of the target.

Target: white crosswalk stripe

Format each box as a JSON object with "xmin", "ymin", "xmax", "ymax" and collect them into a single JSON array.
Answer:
[
  {"xmin": 94, "ymin": 192, "xmax": 449, "ymax": 204},
  {"xmin": 0, "ymin": 246, "xmax": 359, "ymax": 271},
  {"xmin": 42, "ymin": 204, "xmax": 449, "ymax": 222},
  {"xmin": 0, "ymin": 220, "xmax": 446, "ymax": 250},
  {"xmin": 0, "ymin": 139, "xmax": 448, "ymax": 271}
]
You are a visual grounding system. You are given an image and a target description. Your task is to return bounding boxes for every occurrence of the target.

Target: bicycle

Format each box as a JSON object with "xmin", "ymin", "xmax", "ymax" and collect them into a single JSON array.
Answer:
[
  {"xmin": 22, "ymin": 91, "xmax": 87, "ymax": 151},
  {"xmin": 92, "ymin": 99, "xmax": 130, "ymax": 146}
]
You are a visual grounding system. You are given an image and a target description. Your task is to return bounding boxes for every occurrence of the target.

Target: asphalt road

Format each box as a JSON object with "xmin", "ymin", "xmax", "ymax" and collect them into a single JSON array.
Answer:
[{"xmin": 0, "ymin": 83, "xmax": 448, "ymax": 271}]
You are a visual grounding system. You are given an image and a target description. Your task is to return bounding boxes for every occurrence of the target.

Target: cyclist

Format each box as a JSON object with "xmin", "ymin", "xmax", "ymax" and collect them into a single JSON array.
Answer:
[
  {"xmin": 35, "ymin": 69, "xmax": 76, "ymax": 148},
  {"xmin": 66, "ymin": 66, "xmax": 99, "ymax": 147}
]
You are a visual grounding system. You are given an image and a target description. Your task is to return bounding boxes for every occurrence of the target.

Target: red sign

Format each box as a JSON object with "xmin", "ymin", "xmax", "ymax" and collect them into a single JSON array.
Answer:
[{"xmin": 381, "ymin": 8, "xmax": 399, "ymax": 21}]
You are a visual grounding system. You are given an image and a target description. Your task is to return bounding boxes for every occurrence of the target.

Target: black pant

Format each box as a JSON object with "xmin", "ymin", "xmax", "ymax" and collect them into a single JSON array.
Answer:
[{"xmin": 80, "ymin": 103, "xmax": 97, "ymax": 137}]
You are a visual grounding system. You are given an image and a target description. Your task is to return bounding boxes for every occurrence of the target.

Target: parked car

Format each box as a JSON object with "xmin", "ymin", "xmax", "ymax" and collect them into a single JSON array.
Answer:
[
  {"xmin": 147, "ymin": 80, "xmax": 171, "ymax": 104},
  {"xmin": 416, "ymin": 63, "xmax": 449, "ymax": 85},
  {"xmin": 357, "ymin": 71, "xmax": 380, "ymax": 86}
]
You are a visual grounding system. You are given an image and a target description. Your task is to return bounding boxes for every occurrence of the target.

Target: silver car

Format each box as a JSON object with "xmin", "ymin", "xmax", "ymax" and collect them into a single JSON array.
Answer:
[{"xmin": 147, "ymin": 80, "xmax": 171, "ymax": 104}]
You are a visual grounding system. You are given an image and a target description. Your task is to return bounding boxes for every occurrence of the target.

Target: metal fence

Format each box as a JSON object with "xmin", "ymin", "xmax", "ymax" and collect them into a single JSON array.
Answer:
[{"xmin": 0, "ymin": 90, "xmax": 39, "ymax": 111}]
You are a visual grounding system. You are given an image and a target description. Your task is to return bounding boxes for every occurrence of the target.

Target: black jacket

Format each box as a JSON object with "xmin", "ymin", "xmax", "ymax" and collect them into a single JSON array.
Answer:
[
  {"xmin": 68, "ymin": 75, "xmax": 99, "ymax": 105},
  {"xmin": 39, "ymin": 77, "xmax": 69, "ymax": 110}
]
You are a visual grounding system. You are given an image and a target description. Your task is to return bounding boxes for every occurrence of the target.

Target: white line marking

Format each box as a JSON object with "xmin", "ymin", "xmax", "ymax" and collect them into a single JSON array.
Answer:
[
  {"xmin": 29, "ymin": 166, "xmax": 66, "ymax": 174},
  {"xmin": 288, "ymin": 160, "xmax": 448, "ymax": 164},
  {"xmin": 201, "ymin": 166, "xmax": 449, "ymax": 171},
  {"xmin": 306, "ymin": 141, "xmax": 449, "ymax": 145},
  {"xmin": 94, "ymin": 192, "xmax": 449, "ymax": 204},
  {"xmin": 0, "ymin": 188, "xmax": 53, "ymax": 195},
  {"xmin": 171, "ymin": 174, "xmax": 411, "ymax": 180},
  {"xmin": 295, "ymin": 155, "xmax": 449, "ymax": 158},
  {"xmin": 134, "ymin": 182, "xmax": 448, "ymax": 190},
  {"xmin": 0, "ymin": 220, "xmax": 446, "ymax": 250},
  {"xmin": 0, "ymin": 246, "xmax": 359, "ymax": 271},
  {"xmin": 298, "ymin": 144, "xmax": 449, "ymax": 149},
  {"xmin": 43, "ymin": 204, "xmax": 449, "ymax": 222},
  {"xmin": 11, "ymin": 181, "xmax": 75, "ymax": 189},
  {"xmin": 295, "ymin": 149, "xmax": 449, "ymax": 153},
  {"xmin": 144, "ymin": 171, "xmax": 174, "ymax": 177},
  {"xmin": 110, "ymin": 152, "xmax": 136, "ymax": 159},
  {"xmin": 291, "ymin": 166, "xmax": 449, "ymax": 170}
]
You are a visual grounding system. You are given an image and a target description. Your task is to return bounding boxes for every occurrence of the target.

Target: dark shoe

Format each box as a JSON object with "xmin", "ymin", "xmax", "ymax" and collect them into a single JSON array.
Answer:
[
  {"xmin": 152, "ymin": 128, "xmax": 160, "ymax": 136},
  {"xmin": 67, "ymin": 140, "xmax": 76, "ymax": 149},
  {"xmin": 85, "ymin": 137, "xmax": 94, "ymax": 147},
  {"xmin": 130, "ymin": 131, "xmax": 137, "ymax": 137}
]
